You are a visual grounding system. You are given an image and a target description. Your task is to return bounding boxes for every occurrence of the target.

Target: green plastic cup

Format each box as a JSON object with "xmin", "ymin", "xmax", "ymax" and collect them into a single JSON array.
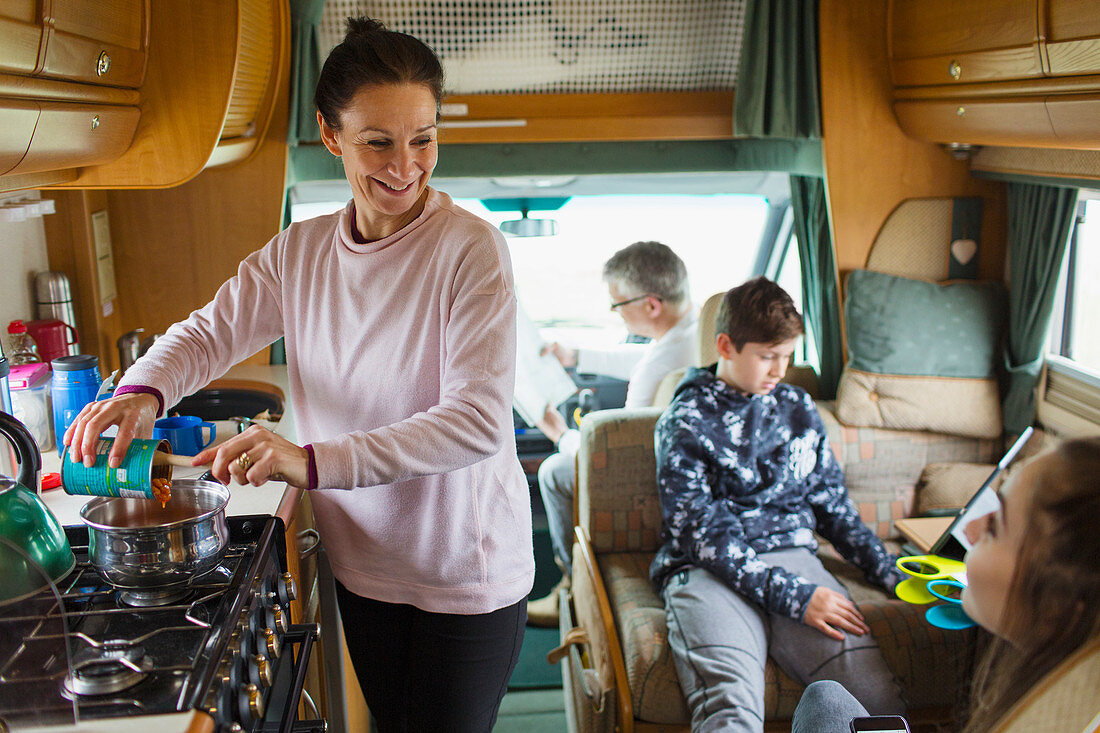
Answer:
[{"xmin": 61, "ymin": 437, "xmax": 173, "ymax": 499}]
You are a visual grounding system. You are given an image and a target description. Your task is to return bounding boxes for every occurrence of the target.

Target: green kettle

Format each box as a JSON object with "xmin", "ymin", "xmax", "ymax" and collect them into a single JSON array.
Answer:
[{"xmin": 0, "ymin": 411, "xmax": 75, "ymax": 605}]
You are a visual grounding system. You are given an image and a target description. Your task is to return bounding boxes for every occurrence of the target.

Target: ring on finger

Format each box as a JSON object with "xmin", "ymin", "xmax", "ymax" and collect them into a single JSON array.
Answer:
[{"xmin": 236, "ymin": 452, "xmax": 253, "ymax": 471}]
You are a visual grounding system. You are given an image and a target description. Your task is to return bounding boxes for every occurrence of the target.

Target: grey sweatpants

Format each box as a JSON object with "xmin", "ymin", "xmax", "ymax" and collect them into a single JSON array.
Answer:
[{"xmin": 663, "ymin": 548, "xmax": 904, "ymax": 733}]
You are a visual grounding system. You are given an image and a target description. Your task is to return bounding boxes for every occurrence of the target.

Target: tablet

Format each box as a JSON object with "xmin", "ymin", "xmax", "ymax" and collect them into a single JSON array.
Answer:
[{"xmin": 928, "ymin": 426, "xmax": 1034, "ymax": 561}]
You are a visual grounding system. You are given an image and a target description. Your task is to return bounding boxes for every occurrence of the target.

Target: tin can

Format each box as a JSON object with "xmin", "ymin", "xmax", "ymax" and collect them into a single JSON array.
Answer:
[{"xmin": 61, "ymin": 438, "xmax": 172, "ymax": 499}]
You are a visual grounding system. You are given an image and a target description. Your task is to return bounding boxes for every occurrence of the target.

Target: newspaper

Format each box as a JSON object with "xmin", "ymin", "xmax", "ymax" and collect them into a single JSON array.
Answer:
[{"xmin": 513, "ymin": 307, "xmax": 577, "ymax": 427}]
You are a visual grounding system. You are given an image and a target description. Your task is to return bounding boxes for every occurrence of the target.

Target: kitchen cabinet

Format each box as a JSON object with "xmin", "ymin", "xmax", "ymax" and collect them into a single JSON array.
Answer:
[
  {"xmin": 54, "ymin": 0, "xmax": 289, "ymax": 188},
  {"xmin": 0, "ymin": 0, "xmax": 289, "ymax": 193},
  {"xmin": 1045, "ymin": 0, "xmax": 1100, "ymax": 76},
  {"xmin": 1045, "ymin": 94, "xmax": 1100, "ymax": 146},
  {"xmin": 40, "ymin": 0, "xmax": 149, "ymax": 88},
  {"xmin": 0, "ymin": 0, "xmax": 148, "ymax": 191},
  {"xmin": 889, "ymin": 0, "xmax": 1100, "ymax": 150},
  {"xmin": 889, "ymin": 0, "xmax": 1043, "ymax": 86},
  {"xmin": 5, "ymin": 101, "xmax": 140, "ymax": 175},
  {"xmin": 893, "ymin": 97, "xmax": 1058, "ymax": 147},
  {"xmin": 0, "ymin": 2, "xmax": 43, "ymax": 77},
  {"xmin": 0, "ymin": 103, "xmax": 38, "ymax": 174}
]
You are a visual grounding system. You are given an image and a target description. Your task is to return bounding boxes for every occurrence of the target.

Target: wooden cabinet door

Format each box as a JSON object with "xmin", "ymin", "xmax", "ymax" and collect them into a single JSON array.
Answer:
[
  {"xmin": 0, "ymin": 101, "xmax": 39, "ymax": 174},
  {"xmin": 6, "ymin": 101, "xmax": 139, "ymax": 175},
  {"xmin": 41, "ymin": 0, "xmax": 148, "ymax": 88},
  {"xmin": 1045, "ymin": 94, "xmax": 1100, "ymax": 148},
  {"xmin": 1044, "ymin": 0, "xmax": 1100, "ymax": 75},
  {"xmin": 893, "ymin": 97, "xmax": 1058, "ymax": 146},
  {"xmin": 890, "ymin": 0, "xmax": 1043, "ymax": 85},
  {"xmin": 0, "ymin": 1, "xmax": 44, "ymax": 76}
]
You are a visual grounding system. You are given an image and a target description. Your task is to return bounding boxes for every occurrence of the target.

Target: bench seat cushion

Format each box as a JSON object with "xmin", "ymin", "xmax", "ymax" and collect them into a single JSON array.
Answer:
[{"xmin": 599, "ymin": 546, "xmax": 975, "ymax": 724}]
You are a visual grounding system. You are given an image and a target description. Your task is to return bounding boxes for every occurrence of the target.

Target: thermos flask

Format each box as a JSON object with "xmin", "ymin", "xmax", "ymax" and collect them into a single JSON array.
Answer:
[
  {"xmin": 34, "ymin": 272, "xmax": 80, "ymax": 357},
  {"xmin": 50, "ymin": 355, "xmax": 102, "ymax": 453}
]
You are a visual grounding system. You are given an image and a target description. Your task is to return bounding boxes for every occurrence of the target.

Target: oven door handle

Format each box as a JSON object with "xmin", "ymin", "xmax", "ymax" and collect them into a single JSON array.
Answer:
[{"xmin": 276, "ymin": 623, "xmax": 325, "ymax": 733}]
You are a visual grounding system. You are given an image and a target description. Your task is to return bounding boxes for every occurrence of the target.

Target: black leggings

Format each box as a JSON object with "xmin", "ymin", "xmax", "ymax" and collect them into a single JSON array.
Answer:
[{"xmin": 335, "ymin": 580, "xmax": 527, "ymax": 732}]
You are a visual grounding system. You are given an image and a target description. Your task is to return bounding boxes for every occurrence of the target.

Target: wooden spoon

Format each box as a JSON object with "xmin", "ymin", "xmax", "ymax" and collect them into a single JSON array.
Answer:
[{"xmin": 152, "ymin": 451, "xmax": 211, "ymax": 469}]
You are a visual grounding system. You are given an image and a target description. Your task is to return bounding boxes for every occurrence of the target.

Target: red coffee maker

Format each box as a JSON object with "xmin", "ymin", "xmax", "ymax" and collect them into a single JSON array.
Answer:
[{"xmin": 25, "ymin": 319, "xmax": 79, "ymax": 365}]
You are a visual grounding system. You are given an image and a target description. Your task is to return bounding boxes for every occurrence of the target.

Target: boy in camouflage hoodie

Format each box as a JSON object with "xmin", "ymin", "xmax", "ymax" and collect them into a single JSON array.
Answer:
[{"xmin": 653, "ymin": 278, "xmax": 905, "ymax": 732}]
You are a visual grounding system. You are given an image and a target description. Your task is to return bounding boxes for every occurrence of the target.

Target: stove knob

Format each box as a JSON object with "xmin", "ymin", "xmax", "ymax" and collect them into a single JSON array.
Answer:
[
  {"xmin": 278, "ymin": 572, "xmax": 298, "ymax": 604},
  {"xmin": 237, "ymin": 627, "xmax": 255, "ymax": 663},
  {"xmin": 249, "ymin": 653, "xmax": 273, "ymax": 688},
  {"xmin": 238, "ymin": 682, "xmax": 265, "ymax": 723},
  {"xmin": 263, "ymin": 627, "xmax": 281, "ymax": 660},
  {"xmin": 216, "ymin": 672, "xmax": 237, "ymax": 730},
  {"xmin": 267, "ymin": 604, "xmax": 288, "ymax": 634}
]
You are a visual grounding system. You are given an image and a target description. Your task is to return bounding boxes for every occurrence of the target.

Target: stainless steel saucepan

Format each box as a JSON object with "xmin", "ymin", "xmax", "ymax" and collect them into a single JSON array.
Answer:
[{"xmin": 80, "ymin": 478, "xmax": 230, "ymax": 590}]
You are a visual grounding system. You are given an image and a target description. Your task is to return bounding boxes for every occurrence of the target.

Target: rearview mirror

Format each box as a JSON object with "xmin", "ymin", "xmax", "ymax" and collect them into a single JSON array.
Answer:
[{"xmin": 499, "ymin": 216, "xmax": 558, "ymax": 237}]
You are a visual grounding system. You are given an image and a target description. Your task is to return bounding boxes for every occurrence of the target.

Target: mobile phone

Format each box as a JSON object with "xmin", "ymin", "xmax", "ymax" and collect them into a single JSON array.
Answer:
[{"xmin": 850, "ymin": 715, "xmax": 911, "ymax": 733}]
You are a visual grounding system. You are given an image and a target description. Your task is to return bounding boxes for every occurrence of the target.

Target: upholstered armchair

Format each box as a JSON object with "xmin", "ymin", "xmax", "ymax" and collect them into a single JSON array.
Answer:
[{"xmin": 553, "ymin": 406, "xmax": 1000, "ymax": 733}]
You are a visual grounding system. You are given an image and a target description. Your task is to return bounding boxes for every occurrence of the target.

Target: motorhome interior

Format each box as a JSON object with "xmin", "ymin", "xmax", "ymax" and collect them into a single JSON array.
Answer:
[{"xmin": 0, "ymin": 1, "xmax": 1099, "ymax": 732}]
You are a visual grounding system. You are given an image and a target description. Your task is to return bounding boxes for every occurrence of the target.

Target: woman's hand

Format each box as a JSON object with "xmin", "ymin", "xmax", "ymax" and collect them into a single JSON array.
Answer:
[
  {"xmin": 195, "ymin": 424, "xmax": 310, "ymax": 489},
  {"xmin": 802, "ymin": 587, "xmax": 869, "ymax": 641},
  {"xmin": 64, "ymin": 393, "xmax": 160, "ymax": 468}
]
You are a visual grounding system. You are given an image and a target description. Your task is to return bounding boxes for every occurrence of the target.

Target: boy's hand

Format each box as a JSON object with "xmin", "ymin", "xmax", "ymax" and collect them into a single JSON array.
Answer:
[{"xmin": 803, "ymin": 587, "xmax": 870, "ymax": 641}]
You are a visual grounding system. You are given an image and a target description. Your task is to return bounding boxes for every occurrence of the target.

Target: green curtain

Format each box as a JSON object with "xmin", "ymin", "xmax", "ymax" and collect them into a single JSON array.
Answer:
[
  {"xmin": 734, "ymin": 0, "xmax": 821, "ymax": 139},
  {"xmin": 289, "ymin": 0, "xmax": 325, "ymax": 145},
  {"xmin": 1002, "ymin": 183, "xmax": 1078, "ymax": 434},
  {"xmin": 790, "ymin": 175, "xmax": 842, "ymax": 399}
]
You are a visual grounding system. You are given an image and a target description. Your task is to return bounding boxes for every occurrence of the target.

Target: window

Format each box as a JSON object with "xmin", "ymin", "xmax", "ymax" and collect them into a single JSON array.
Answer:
[
  {"xmin": 455, "ymin": 195, "xmax": 769, "ymax": 349},
  {"xmin": 1042, "ymin": 193, "xmax": 1100, "ymax": 429},
  {"xmin": 758, "ymin": 206, "xmax": 818, "ymax": 372},
  {"xmin": 1047, "ymin": 195, "xmax": 1100, "ymax": 376}
]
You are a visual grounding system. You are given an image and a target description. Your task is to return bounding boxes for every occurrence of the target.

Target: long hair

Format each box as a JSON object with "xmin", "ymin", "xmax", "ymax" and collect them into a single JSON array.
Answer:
[{"xmin": 964, "ymin": 436, "xmax": 1100, "ymax": 731}]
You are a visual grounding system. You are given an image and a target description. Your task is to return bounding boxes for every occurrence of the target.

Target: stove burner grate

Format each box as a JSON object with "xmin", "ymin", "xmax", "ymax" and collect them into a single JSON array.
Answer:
[
  {"xmin": 118, "ymin": 587, "xmax": 191, "ymax": 608},
  {"xmin": 61, "ymin": 643, "xmax": 153, "ymax": 697}
]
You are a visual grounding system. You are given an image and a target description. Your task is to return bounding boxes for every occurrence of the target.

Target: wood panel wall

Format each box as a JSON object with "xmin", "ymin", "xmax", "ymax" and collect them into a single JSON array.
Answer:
[
  {"xmin": 42, "ymin": 189, "xmax": 122, "ymax": 365},
  {"xmin": 98, "ymin": 79, "xmax": 290, "ymax": 374},
  {"xmin": 819, "ymin": 0, "xmax": 1008, "ymax": 287}
]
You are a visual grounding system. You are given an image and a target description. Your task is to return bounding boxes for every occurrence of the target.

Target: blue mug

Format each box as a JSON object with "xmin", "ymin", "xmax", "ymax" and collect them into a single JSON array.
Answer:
[{"xmin": 153, "ymin": 415, "xmax": 216, "ymax": 456}]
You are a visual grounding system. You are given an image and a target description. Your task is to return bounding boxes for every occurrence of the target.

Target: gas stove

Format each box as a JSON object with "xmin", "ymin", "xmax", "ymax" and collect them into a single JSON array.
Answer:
[{"xmin": 0, "ymin": 515, "xmax": 323, "ymax": 732}]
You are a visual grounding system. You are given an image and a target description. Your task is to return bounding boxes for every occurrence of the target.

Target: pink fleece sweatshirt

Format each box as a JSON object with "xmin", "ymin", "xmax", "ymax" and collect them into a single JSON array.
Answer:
[{"xmin": 120, "ymin": 189, "xmax": 535, "ymax": 614}]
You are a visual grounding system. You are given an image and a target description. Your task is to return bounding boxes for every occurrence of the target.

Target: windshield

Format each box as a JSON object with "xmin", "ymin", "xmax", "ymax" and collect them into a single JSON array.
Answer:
[{"xmin": 455, "ymin": 194, "xmax": 769, "ymax": 349}]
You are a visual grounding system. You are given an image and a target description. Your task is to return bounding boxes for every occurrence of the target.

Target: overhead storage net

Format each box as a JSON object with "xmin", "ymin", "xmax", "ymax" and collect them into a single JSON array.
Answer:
[{"xmin": 320, "ymin": 1, "xmax": 746, "ymax": 94}]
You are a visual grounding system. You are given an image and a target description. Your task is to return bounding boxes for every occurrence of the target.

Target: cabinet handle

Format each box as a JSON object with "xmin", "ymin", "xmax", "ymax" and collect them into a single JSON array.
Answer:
[
  {"xmin": 297, "ymin": 528, "xmax": 321, "ymax": 560},
  {"xmin": 96, "ymin": 51, "xmax": 112, "ymax": 77},
  {"xmin": 949, "ymin": 60, "xmax": 961, "ymax": 81},
  {"xmin": 91, "ymin": 115, "xmax": 100, "ymax": 130},
  {"xmin": 956, "ymin": 106, "xmax": 966, "ymax": 117}
]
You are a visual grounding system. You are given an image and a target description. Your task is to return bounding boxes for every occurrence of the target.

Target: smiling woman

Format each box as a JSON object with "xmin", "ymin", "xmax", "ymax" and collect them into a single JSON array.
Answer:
[
  {"xmin": 60, "ymin": 16, "xmax": 533, "ymax": 733},
  {"xmin": 316, "ymin": 83, "xmax": 439, "ymax": 241}
]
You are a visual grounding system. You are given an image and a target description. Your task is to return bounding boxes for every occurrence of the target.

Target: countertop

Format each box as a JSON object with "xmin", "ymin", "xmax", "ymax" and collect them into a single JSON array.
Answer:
[{"xmin": 14, "ymin": 364, "xmax": 302, "ymax": 733}]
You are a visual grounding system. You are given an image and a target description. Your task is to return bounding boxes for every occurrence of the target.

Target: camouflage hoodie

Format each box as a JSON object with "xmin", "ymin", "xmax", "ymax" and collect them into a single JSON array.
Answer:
[{"xmin": 650, "ymin": 366, "xmax": 902, "ymax": 620}]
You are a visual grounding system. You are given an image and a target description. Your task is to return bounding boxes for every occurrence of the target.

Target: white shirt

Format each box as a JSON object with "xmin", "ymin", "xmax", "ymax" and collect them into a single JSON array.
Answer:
[{"xmin": 560, "ymin": 310, "xmax": 698, "ymax": 453}]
